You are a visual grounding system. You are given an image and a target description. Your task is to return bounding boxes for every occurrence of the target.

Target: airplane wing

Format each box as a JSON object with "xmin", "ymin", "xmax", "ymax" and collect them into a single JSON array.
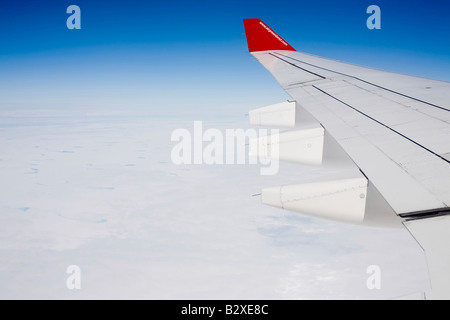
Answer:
[{"xmin": 243, "ymin": 18, "xmax": 450, "ymax": 300}]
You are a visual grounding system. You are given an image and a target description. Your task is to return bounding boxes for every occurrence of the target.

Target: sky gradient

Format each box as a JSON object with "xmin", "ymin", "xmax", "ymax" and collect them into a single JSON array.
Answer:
[{"xmin": 0, "ymin": 0, "xmax": 449, "ymax": 114}]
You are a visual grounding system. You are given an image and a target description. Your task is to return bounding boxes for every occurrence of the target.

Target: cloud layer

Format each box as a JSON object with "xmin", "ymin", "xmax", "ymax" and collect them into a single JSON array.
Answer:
[{"xmin": 0, "ymin": 112, "xmax": 429, "ymax": 299}]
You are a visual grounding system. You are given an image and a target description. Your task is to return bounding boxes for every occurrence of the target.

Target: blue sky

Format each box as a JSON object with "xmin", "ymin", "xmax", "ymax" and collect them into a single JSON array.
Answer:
[{"xmin": 0, "ymin": 0, "xmax": 449, "ymax": 114}]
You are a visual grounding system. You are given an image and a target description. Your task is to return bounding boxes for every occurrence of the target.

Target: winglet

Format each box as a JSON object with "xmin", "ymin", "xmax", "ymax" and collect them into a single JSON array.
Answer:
[{"xmin": 243, "ymin": 18, "xmax": 296, "ymax": 53}]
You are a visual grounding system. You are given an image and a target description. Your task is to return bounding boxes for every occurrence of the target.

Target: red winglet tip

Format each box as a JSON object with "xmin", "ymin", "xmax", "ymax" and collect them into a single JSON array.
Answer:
[{"xmin": 243, "ymin": 18, "xmax": 296, "ymax": 53}]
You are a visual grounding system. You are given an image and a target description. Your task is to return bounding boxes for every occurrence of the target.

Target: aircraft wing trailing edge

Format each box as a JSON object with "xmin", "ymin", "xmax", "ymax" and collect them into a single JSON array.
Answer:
[{"xmin": 243, "ymin": 18, "xmax": 450, "ymax": 300}]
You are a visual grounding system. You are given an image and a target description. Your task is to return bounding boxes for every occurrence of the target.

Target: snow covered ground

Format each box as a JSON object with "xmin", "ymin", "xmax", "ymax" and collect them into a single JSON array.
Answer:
[{"xmin": 0, "ymin": 109, "xmax": 429, "ymax": 299}]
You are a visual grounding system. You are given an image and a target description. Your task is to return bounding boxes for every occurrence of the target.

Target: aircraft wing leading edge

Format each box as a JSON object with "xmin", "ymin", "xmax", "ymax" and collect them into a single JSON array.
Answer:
[{"xmin": 243, "ymin": 18, "xmax": 450, "ymax": 299}]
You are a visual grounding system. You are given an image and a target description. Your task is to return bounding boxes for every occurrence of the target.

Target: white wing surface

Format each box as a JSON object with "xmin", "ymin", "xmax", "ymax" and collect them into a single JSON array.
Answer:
[{"xmin": 243, "ymin": 18, "xmax": 450, "ymax": 299}]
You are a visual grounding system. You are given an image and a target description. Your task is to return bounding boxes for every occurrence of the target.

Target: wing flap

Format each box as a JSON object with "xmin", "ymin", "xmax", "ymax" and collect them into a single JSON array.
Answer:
[{"xmin": 405, "ymin": 215, "xmax": 450, "ymax": 299}]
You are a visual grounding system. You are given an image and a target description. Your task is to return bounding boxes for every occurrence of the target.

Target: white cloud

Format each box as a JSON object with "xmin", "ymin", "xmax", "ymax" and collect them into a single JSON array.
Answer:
[{"xmin": 0, "ymin": 113, "xmax": 429, "ymax": 299}]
